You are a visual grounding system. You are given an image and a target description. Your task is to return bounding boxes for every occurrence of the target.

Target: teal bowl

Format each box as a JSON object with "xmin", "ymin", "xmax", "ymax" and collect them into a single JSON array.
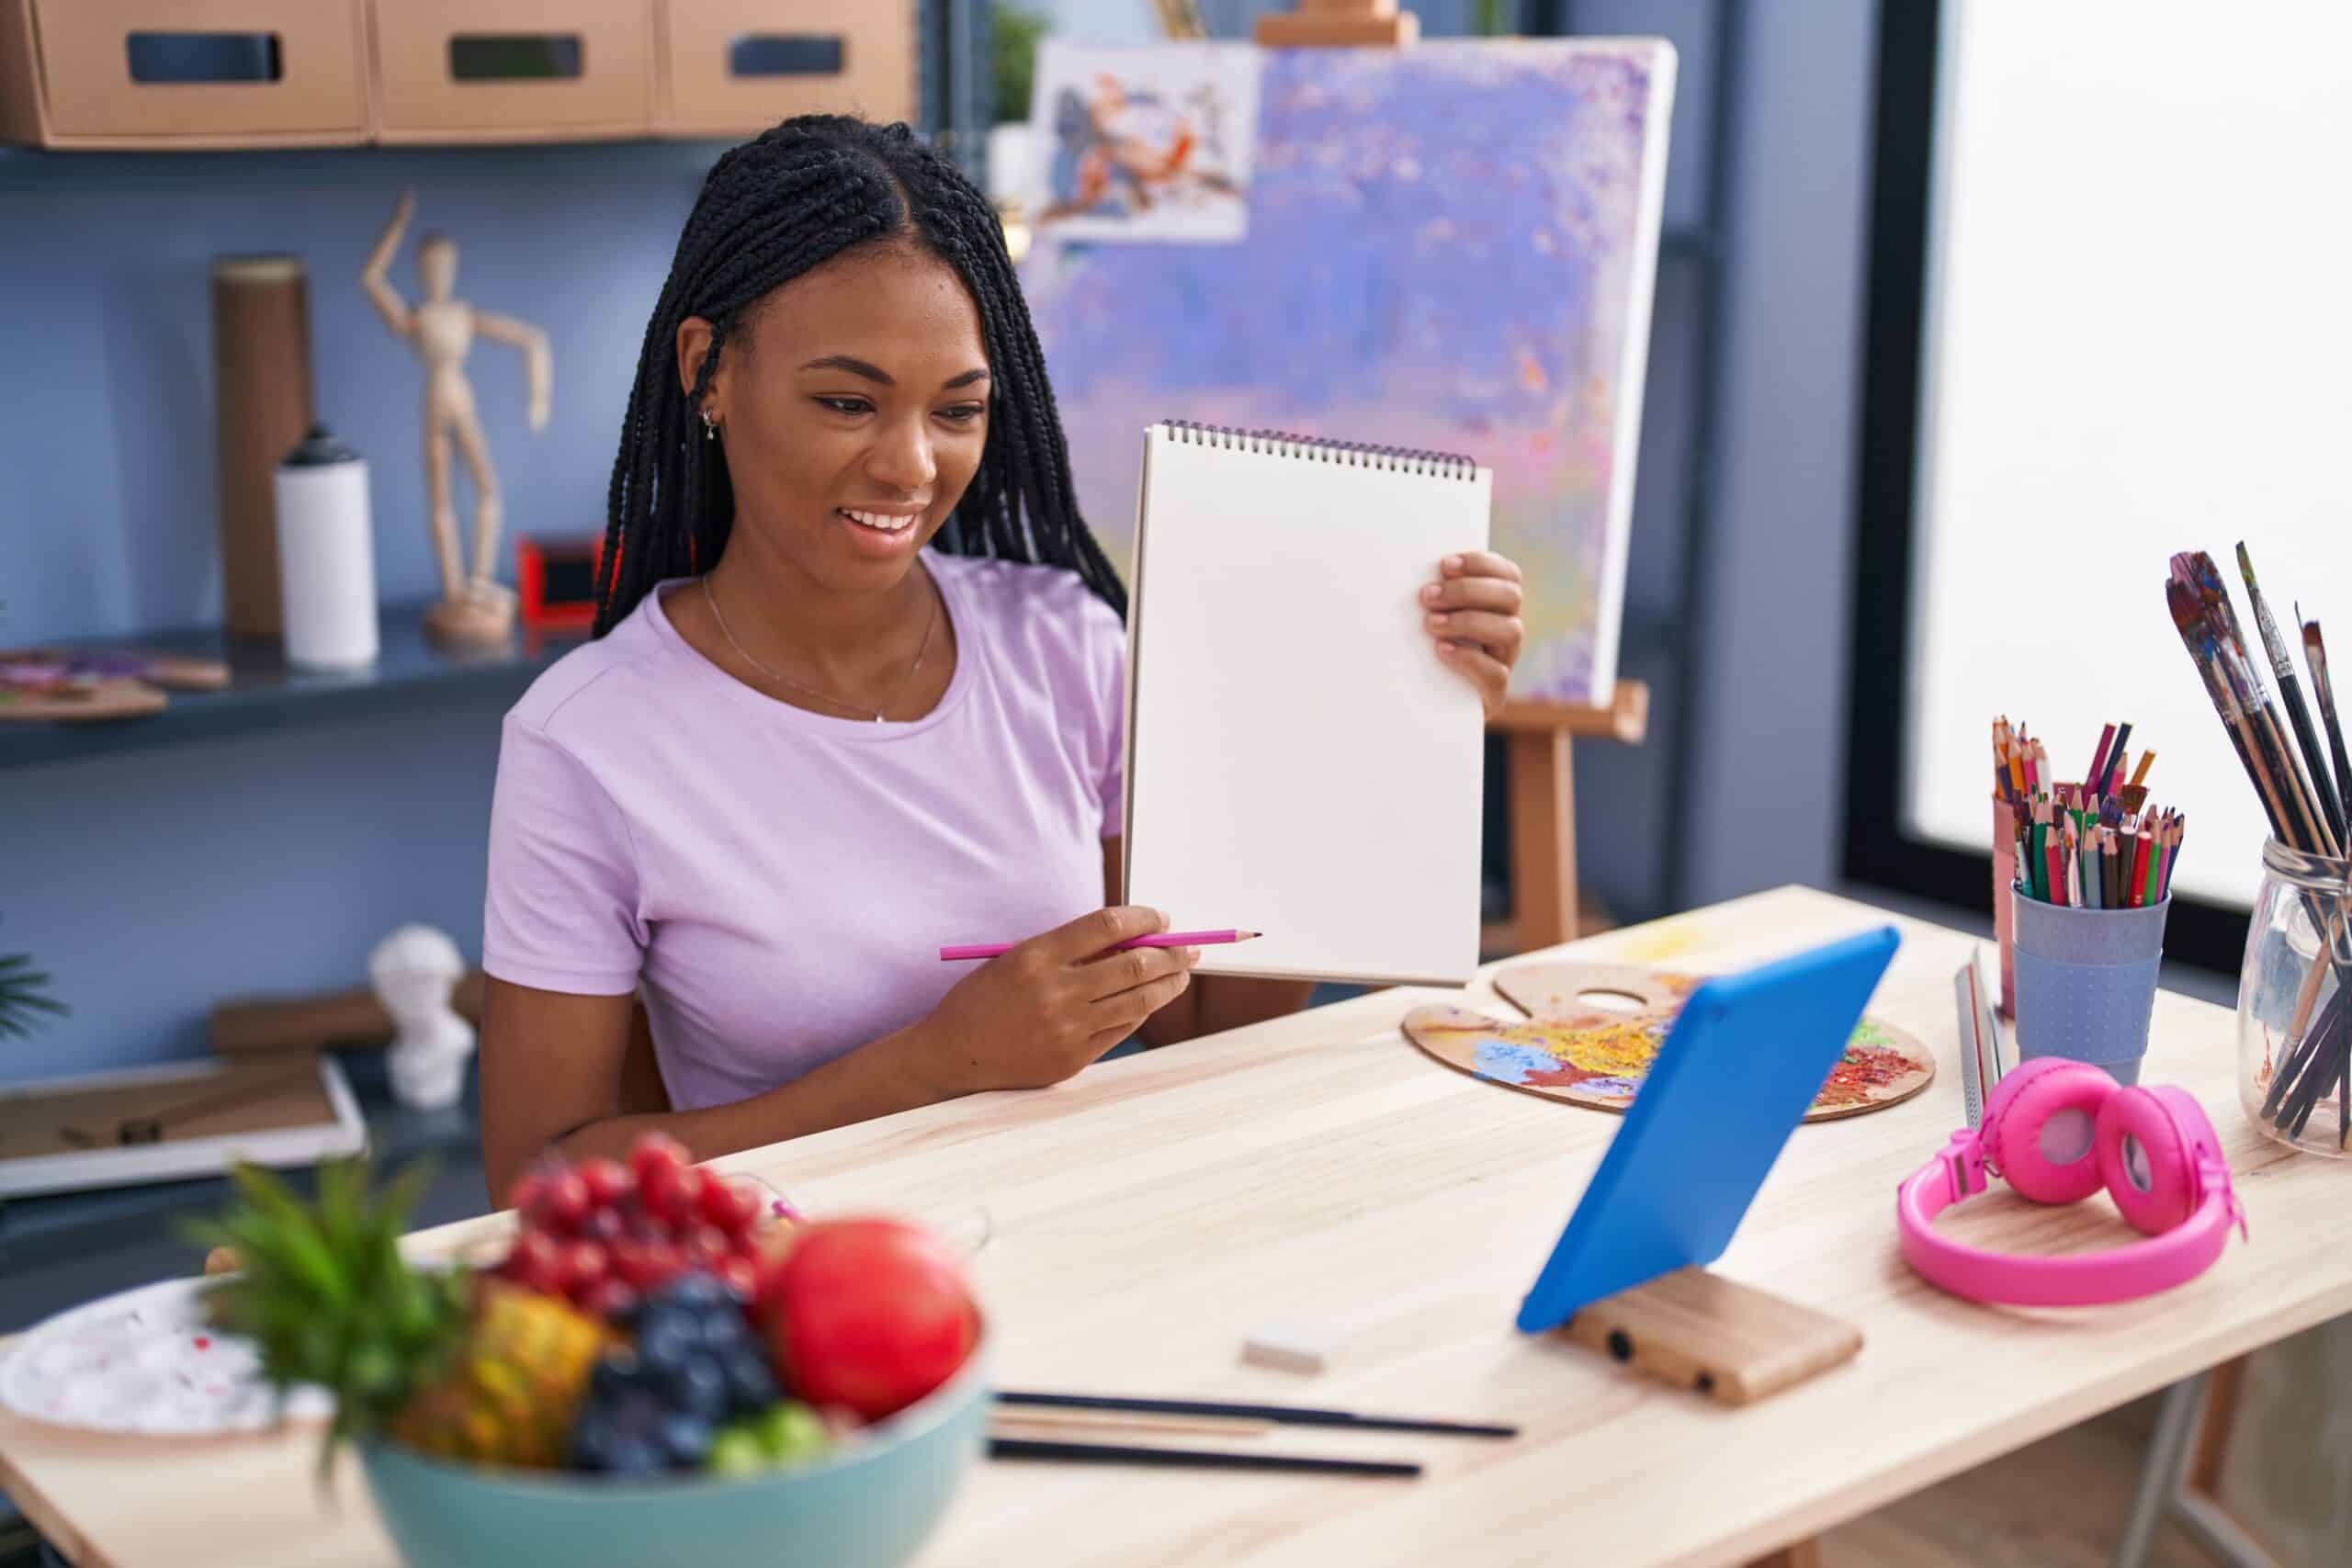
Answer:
[{"xmin": 358, "ymin": 1344, "xmax": 988, "ymax": 1568}]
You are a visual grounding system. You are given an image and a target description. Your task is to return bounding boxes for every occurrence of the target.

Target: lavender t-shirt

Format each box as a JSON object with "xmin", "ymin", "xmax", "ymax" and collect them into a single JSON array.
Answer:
[{"xmin": 481, "ymin": 555, "xmax": 1125, "ymax": 1111}]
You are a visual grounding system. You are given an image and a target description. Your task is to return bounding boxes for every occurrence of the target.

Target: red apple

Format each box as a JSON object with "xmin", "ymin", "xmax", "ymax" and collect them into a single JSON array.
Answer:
[{"xmin": 764, "ymin": 1218, "xmax": 978, "ymax": 1422}]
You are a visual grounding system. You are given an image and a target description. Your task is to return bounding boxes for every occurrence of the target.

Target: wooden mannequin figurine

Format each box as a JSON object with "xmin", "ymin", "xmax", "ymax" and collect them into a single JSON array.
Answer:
[{"xmin": 361, "ymin": 189, "xmax": 551, "ymax": 649}]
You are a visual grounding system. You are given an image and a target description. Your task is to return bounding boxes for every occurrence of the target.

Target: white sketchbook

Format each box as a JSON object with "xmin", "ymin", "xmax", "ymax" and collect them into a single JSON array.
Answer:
[{"xmin": 1122, "ymin": 422, "xmax": 1493, "ymax": 986}]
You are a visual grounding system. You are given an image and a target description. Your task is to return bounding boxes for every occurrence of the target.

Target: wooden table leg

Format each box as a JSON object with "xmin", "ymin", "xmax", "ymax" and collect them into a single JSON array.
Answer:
[
  {"xmin": 1507, "ymin": 725, "xmax": 1577, "ymax": 950},
  {"xmin": 1743, "ymin": 1539, "xmax": 1822, "ymax": 1568}
]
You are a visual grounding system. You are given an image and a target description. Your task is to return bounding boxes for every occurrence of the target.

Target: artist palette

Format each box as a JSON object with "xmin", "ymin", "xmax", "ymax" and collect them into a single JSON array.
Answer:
[
  {"xmin": 0, "ymin": 1276, "xmax": 331, "ymax": 1436},
  {"xmin": 1404, "ymin": 961, "xmax": 1935, "ymax": 1122}
]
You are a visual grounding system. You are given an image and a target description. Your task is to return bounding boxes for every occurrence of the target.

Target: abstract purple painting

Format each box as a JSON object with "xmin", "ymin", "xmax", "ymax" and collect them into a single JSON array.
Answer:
[{"xmin": 1018, "ymin": 39, "xmax": 1676, "ymax": 704}]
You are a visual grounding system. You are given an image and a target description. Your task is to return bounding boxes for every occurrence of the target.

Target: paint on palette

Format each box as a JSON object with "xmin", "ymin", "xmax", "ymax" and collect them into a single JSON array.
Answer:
[{"xmin": 1404, "ymin": 961, "xmax": 1937, "ymax": 1122}]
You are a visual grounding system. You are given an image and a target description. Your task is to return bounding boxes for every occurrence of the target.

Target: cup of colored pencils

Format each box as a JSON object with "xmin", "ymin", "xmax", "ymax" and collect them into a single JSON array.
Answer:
[
  {"xmin": 2165, "ymin": 545, "xmax": 2352, "ymax": 1156},
  {"xmin": 2001, "ymin": 719, "xmax": 2180, "ymax": 1087}
]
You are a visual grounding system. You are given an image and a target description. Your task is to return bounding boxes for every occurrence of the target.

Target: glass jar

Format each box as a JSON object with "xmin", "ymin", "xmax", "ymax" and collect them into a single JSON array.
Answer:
[{"xmin": 2239, "ymin": 839, "xmax": 2352, "ymax": 1156}]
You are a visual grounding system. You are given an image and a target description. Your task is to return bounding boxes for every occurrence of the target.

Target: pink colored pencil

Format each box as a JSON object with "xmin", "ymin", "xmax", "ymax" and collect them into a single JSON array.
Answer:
[{"xmin": 940, "ymin": 930, "xmax": 1263, "ymax": 963}]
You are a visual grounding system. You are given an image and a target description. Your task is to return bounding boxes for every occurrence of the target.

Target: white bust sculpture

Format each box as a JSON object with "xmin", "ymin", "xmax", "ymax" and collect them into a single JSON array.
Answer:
[{"xmin": 368, "ymin": 923, "xmax": 475, "ymax": 1111}]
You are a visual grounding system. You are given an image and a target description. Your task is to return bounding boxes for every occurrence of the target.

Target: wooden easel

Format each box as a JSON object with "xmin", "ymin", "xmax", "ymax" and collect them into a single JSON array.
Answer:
[
  {"xmin": 1489, "ymin": 687, "xmax": 1651, "ymax": 952},
  {"xmin": 1253, "ymin": 0, "xmax": 1421, "ymax": 47},
  {"xmin": 1250, "ymin": 3, "xmax": 1649, "ymax": 958}
]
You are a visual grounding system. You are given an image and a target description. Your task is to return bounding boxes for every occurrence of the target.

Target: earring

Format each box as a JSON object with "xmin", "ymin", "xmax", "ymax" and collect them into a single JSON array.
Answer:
[{"xmin": 701, "ymin": 411, "xmax": 720, "ymax": 440}]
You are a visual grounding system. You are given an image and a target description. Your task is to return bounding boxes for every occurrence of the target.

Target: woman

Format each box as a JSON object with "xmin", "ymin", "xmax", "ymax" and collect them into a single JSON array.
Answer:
[{"xmin": 478, "ymin": 118, "xmax": 1525, "ymax": 1199}]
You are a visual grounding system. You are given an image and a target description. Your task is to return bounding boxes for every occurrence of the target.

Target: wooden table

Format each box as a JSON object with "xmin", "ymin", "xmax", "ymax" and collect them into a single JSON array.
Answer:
[{"xmin": 5, "ymin": 886, "xmax": 2348, "ymax": 1567}]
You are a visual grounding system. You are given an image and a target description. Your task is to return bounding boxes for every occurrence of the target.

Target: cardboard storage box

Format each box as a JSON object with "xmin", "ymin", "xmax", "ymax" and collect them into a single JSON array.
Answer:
[
  {"xmin": 368, "ymin": 0, "xmax": 651, "ymax": 143},
  {"xmin": 656, "ymin": 0, "xmax": 914, "ymax": 139},
  {"xmin": 0, "ymin": 0, "xmax": 368, "ymax": 148}
]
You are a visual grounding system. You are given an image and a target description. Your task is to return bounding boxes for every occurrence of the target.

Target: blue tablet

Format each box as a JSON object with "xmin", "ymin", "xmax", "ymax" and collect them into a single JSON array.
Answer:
[{"xmin": 1514, "ymin": 925, "xmax": 1903, "ymax": 1333}]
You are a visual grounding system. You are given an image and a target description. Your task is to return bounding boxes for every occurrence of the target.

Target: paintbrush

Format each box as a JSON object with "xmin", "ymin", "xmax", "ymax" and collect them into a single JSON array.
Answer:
[
  {"xmin": 2168, "ymin": 579, "xmax": 2290, "ymax": 841},
  {"xmin": 2168, "ymin": 573, "xmax": 2352, "ymax": 1133},
  {"xmin": 2301, "ymin": 617, "xmax": 2352, "ymax": 1151},
  {"xmin": 2182, "ymin": 564, "xmax": 2333, "ymax": 860},
  {"xmin": 2301, "ymin": 616, "xmax": 2352, "ymax": 834},
  {"xmin": 2182, "ymin": 554, "xmax": 2335, "ymax": 856},
  {"xmin": 2239, "ymin": 545, "xmax": 2345, "ymax": 842}
]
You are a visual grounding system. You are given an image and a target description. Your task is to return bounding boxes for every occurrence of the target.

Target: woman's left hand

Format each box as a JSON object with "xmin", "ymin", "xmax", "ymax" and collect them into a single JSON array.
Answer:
[{"xmin": 1422, "ymin": 551, "xmax": 1525, "ymax": 719}]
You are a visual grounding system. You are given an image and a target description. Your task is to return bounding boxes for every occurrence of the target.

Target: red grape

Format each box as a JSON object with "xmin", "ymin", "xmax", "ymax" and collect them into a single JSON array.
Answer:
[
  {"xmin": 698, "ymin": 1177, "xmax": 761, "ymax": 1235},
  {"xmin": 533, "ymin": 1170, "xmax": 592, "ymax": 1235},
  {"xmin": 577, "ymin": 1278, "xmax": 639, "ymax": 1323},
  {"xmin": 503, "ymin": 1169, "xmax": 547, "ymax": 1217},
  {"xmin": 639, "ymin": 1162, "xmax": 694, "ymax": 1229},
  {"xmin": 579, "ymin": 1157, "xmax": 633, "ymax": 1209},
  {"xmin": 628, "ymin": 1133, "xmax": 690, "ymax": 1187},
  {"xmin": 716, "ymin": 1256, "xmax": 759, "ymax": 1303},
  {"xmin": 613, "ymin": 1236, "xmax": 687, "ymax": 1291},
  {"xmin": 683, "ymin": 1224, "xmax": 732, "ymax": 1270},
  {"xmin": 560, "ymin": 1239, "xmax": 610, "ymax": 1294},
  {"xmin": 504, "ymin": 1230, "xmax": 565, "ymax": 1297}
]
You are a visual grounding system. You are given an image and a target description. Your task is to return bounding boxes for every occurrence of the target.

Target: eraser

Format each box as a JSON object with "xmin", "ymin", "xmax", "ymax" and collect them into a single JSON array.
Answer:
[{"xmin": 1242, "ymin": 1320, "xmax": 1340, "ymax": 1374}]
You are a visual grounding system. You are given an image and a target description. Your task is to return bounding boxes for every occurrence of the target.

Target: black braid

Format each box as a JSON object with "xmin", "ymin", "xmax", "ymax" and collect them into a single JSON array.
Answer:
[{"xmin": 594, "ymin": 116, "xmax": 1125, "ymax": 637}]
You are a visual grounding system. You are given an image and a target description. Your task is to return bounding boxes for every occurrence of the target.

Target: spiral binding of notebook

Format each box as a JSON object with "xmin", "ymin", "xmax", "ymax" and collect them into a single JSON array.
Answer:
[{"xmin": 1159, "ymin": 420, "xmax": 1478, "ymax": 480}]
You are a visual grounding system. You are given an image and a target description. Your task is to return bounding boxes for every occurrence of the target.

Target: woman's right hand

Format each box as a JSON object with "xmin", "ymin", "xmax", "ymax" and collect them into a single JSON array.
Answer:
[{"xmin": 918, "ymin": 907, "xmax": 1199, "ymax": 1093}]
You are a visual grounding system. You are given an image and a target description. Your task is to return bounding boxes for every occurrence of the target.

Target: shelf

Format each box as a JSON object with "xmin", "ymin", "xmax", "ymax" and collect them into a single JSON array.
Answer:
[
  {"xmin": 1, "ymin": 602, "xmax": 587, "ymax": 771},
  {"xmin": 0, "ymin": 137, "xmax": 741, "ymax": 190},
  {"xmin": 0, "ymin": 1050, "xmax": 481, "ymax": 1277}
]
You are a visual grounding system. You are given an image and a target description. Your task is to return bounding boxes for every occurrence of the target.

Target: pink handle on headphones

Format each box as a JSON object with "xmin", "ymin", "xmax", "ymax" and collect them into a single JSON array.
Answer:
[{"xmin": 1895, "ymin": 1132, "xmax": 2238, "ymax": 1307}]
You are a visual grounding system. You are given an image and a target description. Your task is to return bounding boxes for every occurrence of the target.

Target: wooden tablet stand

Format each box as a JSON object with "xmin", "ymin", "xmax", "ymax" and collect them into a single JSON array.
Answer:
[{"xmin": 1562, "ymin": 1267, "xmax": 1862, "ymax": 1407}]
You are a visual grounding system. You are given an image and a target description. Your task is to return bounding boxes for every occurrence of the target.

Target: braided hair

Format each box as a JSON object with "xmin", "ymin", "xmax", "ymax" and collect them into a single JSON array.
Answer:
[{"xmin": 595, "ymin": 116, "xmax": 1125, "ymax": 636}]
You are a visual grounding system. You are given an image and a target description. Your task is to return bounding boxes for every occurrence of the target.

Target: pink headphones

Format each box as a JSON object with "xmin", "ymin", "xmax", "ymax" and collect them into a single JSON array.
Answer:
[{"xmin": 1897, "ymin": 1057, "xmax": 2246, "ymax": 1305}]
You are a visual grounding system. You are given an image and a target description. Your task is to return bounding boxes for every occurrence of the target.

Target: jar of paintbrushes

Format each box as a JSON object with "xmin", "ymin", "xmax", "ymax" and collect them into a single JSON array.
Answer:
[
  {"xmin": 2240, "ymin": 840, "xmax": 2352, "ymax": 1156},
  {"xmin": 2163, "ymin": 545, "xmax": 2352, "ymax": 1156}
]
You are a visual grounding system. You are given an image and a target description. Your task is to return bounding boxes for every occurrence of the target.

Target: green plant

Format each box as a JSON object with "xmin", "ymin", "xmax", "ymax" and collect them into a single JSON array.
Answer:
[
  {"xmin": 192, "ymin": 1155, "xmax": 610, "ymax": 1482},
  {"xmin": 1473, "ymin": 0, "xmax": 1518, "ymax": 36},
  {"xmin": 0, "ymin": 922, "xmax": 65, "ymax": 1042},
  {"xmin": 991, "ymin": 3, "xmax": 1051, "ymax": 125}
]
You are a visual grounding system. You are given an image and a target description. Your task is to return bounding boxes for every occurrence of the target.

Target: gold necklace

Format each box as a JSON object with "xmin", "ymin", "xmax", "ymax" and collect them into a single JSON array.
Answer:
[{"xmin": 700, "ymin": 572, "xmax": 940, "ymax": 724}]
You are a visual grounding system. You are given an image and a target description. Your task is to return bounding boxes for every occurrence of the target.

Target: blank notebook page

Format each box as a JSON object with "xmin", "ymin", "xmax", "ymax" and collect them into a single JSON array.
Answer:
[{"xmin": 1123, "ymin": 423, "xmax": 1493, "ymax": 986}]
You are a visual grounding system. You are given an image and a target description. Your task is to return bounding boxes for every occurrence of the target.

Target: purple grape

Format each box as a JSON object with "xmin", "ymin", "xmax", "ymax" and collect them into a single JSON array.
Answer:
[
  {"xmin": 657, "ymin": 1412, "xmax": 715, "ymax": 1467},
  {"xmin": 569, "ymin": 1410, "xmax": 618, "ymax": 1471},
  {"xmin": 720, "ymin": 1348, "xmax": 777, "ymax": 1412},
  {"xmin": 662, "ymin": 1272, "xmax": 730, "ymax": 1311},
  {"xmin": 590, "ymin": 1349, "xmax": 645, "ymax": 1400},
  {"xmin": 605, "ymin": 1434, "xmax": 664, "ymax": 1476},
  {"xmin": 667, "ymin": 1357, "xmax": 729, "ymax": 1422},
  {"xmin": 638, "ymin": 1316, "xmax": 695, "ymax": 1377}
]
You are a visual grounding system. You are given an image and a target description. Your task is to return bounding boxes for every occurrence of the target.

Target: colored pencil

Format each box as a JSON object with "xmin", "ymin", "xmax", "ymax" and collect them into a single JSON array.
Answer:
[
  {"xmin": 940, "ymin": 930, "xmax": 1262, "ymax": 963},
  {"xmin": 1994, "ymin": 716, "xmax": 2180, "ymax": 909},
  {"xmin": 987, "ymin": 1438, "xmax": 1421, "ymax": 1477},
  {"xmin": 992, "ymin": 1391, "xmax": 1518, "ymax": 1439},
  {"xmin": 2100, "ymin": 722, "xmax": 2133, "ymax": 798},
  {"xmin": 2085, "ymin": 723, "xmax": 2117, "ymax": 796}
]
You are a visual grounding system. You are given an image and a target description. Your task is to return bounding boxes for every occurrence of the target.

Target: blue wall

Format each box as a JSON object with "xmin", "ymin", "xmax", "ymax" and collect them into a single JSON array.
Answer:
[
  {"xmin": 0, "ymin": 144, "xmax": 716, "ymax": 1086},
  {"xmin": 0, "ymin": 0, "xmax": 1893, "ymax": 1087}
]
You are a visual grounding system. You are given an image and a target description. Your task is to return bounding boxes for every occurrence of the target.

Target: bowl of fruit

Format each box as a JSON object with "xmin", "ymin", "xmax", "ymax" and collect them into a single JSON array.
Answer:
[{"xmin": 199, "ymin": 1136, "xmax": 987, "ymax": 1568}]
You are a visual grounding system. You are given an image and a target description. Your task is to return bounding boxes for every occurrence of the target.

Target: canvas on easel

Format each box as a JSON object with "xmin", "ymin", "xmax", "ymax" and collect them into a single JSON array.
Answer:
[{"xmin": 1018, "ymin": 35, "xmax": 1676, "ymax": 708}]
